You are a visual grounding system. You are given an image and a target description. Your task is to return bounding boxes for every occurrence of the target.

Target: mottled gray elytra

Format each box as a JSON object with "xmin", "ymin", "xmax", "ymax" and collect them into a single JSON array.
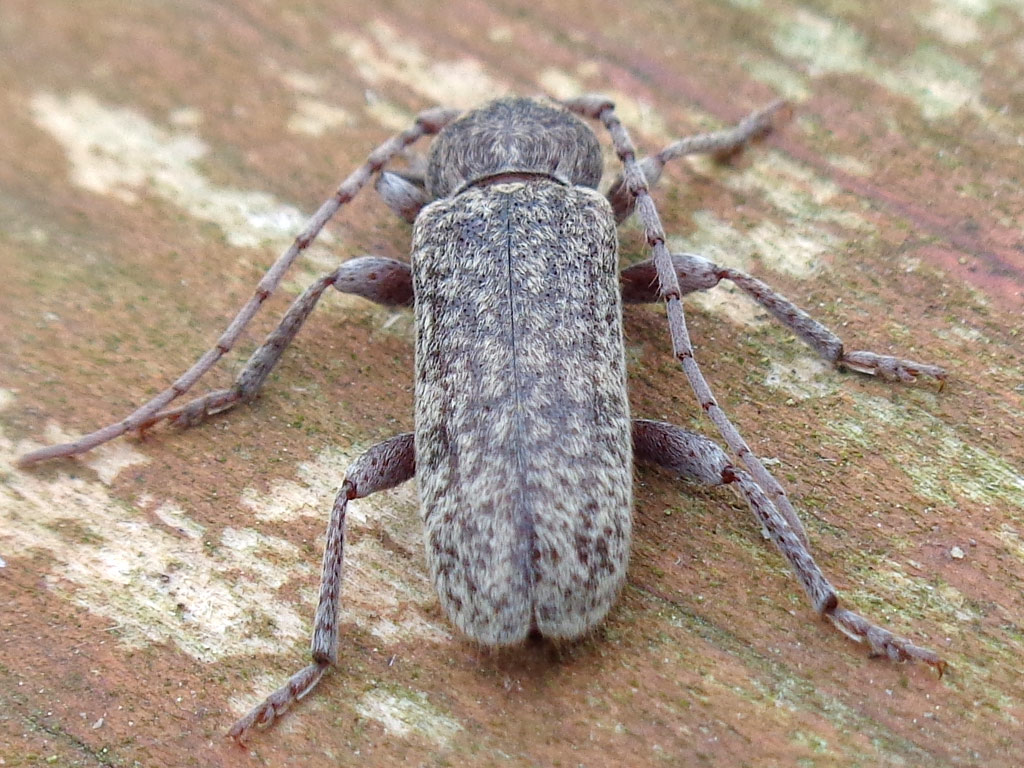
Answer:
[{"xmin": 17, "ymin": 96, "xmax": 948, "ymax": 742}]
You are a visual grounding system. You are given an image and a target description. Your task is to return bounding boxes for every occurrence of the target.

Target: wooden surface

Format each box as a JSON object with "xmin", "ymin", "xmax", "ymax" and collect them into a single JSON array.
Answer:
[{"xmin": 2, "ymin": 1, "xmax": 1022, "ymax": 766}]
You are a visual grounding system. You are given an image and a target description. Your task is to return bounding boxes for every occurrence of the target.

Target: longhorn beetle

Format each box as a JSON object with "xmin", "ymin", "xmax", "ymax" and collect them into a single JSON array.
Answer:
[{"xmin": 18, "ymin": 95, "xmax": 948, "ymax": 741}]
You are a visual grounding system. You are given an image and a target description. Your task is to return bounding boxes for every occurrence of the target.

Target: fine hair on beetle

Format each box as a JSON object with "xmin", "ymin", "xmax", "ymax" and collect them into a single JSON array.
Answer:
[{"xmin": 17, "ymin": 94, "xmax": 949, "ymax": 743}]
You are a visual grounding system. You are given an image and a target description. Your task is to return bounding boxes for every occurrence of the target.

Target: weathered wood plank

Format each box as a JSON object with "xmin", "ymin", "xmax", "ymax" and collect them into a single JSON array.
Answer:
[{"xmin": 1, "ymin": 1, "xmax": 1021, "ymax": 765}]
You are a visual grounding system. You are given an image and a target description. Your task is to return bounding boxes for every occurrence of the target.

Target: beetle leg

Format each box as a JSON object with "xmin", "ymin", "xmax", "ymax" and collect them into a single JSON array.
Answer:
[
  {"xmin": 621, "ymin": 253, "xmax": 946, "ymax": 384},
  {"xmin": 138, "ymin": 257, "xmax": 414, "ymax": 429},
  {"xmin": 376, "ymin": 170, "xmax": 430, "ymax": 222},
  {"xmin": 229, "ymin": 433, "xmax": 416, "ymax": 743},
  {"xmin": 631, "ymin": 416, "xmax": 802, "ymax": 545},
  {"xmin": 581, "ymin": 97, "xmax": 809, "ymax": 549},
  {"xmin": 632, "ymin": 419, "xmax": 946, "ymax": 674},
  {"xmin": 17, "ymin": 108, "xmax": 458, "ymax": 466}
]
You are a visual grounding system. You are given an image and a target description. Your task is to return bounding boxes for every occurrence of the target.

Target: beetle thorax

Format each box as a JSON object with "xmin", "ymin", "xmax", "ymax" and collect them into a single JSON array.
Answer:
[{"xmin": 425, "ymin": 97, "xmax": 603, "ymax": 198}]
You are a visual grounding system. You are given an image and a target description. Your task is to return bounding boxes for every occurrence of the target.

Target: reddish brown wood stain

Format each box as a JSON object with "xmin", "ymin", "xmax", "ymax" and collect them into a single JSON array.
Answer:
[{"xmin": 2, "ymin": 1, "xmax": 1023, "ymax": 766}]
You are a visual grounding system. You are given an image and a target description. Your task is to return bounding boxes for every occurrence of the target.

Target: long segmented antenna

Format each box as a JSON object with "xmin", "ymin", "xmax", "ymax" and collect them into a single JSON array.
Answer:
[
  {"xmin": 605, "ymin": 100, "xmax": 789, "ymax": 222},
  {"xmin": 567, "ymin": 95, "xmax": 945, "ymax": 671},
  {"xmin": 565, "ymin": 94, "xmax": 810, "ymax": 545},
  {"xmin": 18, "ymin": 107, "xmax": 461, "ymax": 467}
]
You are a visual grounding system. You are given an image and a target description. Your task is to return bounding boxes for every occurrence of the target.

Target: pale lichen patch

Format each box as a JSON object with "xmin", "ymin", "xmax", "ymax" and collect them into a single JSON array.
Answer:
[
  {"xmin": 946, "ymin": 324, "xmax": 989, "ymax": 344},
  {"xmin": 680, "ymin": 210, "xmax": 831, "ymax": 281},
  {"xmin": 333, "ymin": 22, "xmax": 507, "ymax": 110},
  {"xmin": 923, "ymin": 5, "xmax": 981, "ymax": 46},
  {"xmin": 362, "ymin": 92, "xmax": 419, "ymax": 132},
  {"xmin": 665, "ymin": 210, "xmax": 834, "ymax": 330},
  {"xmin": 168, "ymin": 106, "xmax": 202, "ymax": 128},
  {"xmin": 536, "ymin": 68, "xmax": 672, "ymax": 143},
  {"xmin": 826, "ymin": 153, "xmax": 873, "ymax": 178},
  {"xmin": 685, "ymin": 279, "xmax": 764, "ymax": 328},
  {"xmin": 2, "ymin": 417, "xmax": 310, "ymax": 663},
  {"xmin": 238, "ymin": 446, "xmax": 350, "ymax": 524},
  {"xmin": 220, "ymin": 526, "xmax": 311, "ymax": 590},
  {"xmin": 994, "ymin": 525, "xmax": 1024, "ymax": 565},
  {"xmin": 891, "ymin": 45, "xmax": 980, "ymax": 121},
  {"xmin": 238, "ymin": 442, "xmax": 448, "ymax": 644},
  {"xmin": 722, "ymin": 154, "xmax": 875, "ymax": 232},
  {"xmin": 741, "ymin": 56, "xmax": 811, "ymax": 101},
  {"xmin": 943, "ymin": 0, "xmax": 996, "ymax": 16},
  {"xmin": 746, "ymin": 223, "xmax": 832, "ymax": 278},
  {"xmin": 148, "ymin": 496, "xmax": 205, "ymax": 540},
  {"xmin": 277, "ymin": 68, "xmax": 327, "ymax": 95},
  {"xmin": 339, "ymin": 532, "xmax": 447, "ymax": 643},
  {"xmin": 239, "ymin": 443, "xmax": 418, "ymax": 528},
  {"xmin": 772, "ymin": 10, "xmax": 984, "ymax": 121},
  {"xmin": 575, "ymin": 60, "xmax": 602, "ymax": 80},
  {"xmin": 29, "ymin": 92, "xmax": 316, "ymax": 248},
  {"xmin": 850, "ymin": 560, "xmax": 975, "ymax": 635},
  {"xmin": 368, "ymin": 613, "xmax": 452, "ymax": 644},
  {"xmin": 355, "ymin": 686, "xmax": 462, "ymax": 746},
  {"xmin": 764, "ymin": 357, "xmax": 836, "ymax": 400},
  {"xmin": 287, "ymin": 98, "xmax": 354, "ymax": 137},
  {"xmin": 487, "ymin": 25, "xmax": 514, "ymax": 43},
  {"xmin": 534, "ymin": 68, "xmax": 582, "ymax": 101},
  {"xmin": 773, "ymin": 10, "xmax": 870, "ymax": 78},
  {"xmin": 832, "ymin": 393, "xmax": 1024, "ymax": 509}
]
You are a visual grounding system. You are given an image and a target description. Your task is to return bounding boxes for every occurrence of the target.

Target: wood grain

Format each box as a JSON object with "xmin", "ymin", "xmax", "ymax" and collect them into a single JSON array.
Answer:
[{"xmin": 1, "ymin": 1, "xmax": 1021, "ymax": 765}]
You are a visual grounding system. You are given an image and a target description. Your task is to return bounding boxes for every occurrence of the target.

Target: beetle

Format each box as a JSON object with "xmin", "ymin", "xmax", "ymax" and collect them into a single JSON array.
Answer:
[{"xmin": 18, "ymin": 95, "xmax": 948, "ymax": 741}]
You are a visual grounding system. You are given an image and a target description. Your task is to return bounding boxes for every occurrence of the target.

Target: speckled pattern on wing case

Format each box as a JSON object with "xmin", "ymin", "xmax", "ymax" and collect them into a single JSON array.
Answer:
[{"xmin": 413, "ymin": 180, "xmax": 632, "ymax": 645}]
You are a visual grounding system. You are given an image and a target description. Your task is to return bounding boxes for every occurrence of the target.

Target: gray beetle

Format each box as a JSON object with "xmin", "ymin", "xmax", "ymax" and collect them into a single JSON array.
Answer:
[{"xmin": 18, "ymin": 96, "xmax": 947, "ymax": 741}]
